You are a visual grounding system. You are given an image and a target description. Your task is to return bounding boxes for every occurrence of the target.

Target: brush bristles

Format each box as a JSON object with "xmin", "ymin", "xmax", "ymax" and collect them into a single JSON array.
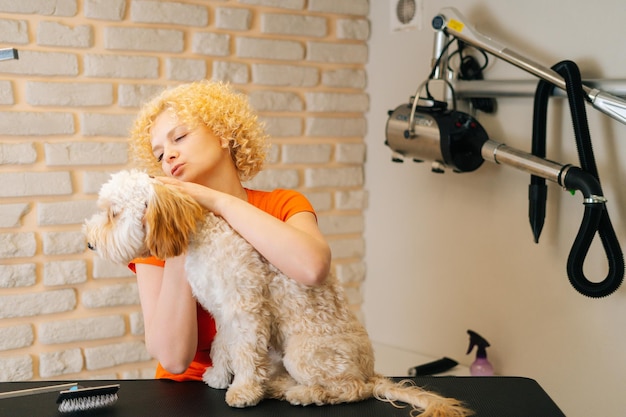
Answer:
[{"xmin": 58, "ymin": 393, "xmax": 118, "ymax": 413}]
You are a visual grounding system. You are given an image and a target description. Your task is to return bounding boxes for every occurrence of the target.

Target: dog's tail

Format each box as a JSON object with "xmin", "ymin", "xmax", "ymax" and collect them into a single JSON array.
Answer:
[{"xmin": 372, "ymin": 375, "xmax": 473, "ymax": 417}]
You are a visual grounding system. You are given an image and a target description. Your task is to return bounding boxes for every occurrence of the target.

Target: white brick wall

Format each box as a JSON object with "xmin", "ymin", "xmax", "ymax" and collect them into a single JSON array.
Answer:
[{"xmin": 0, "ymin": 0, "xmax": 369, "ymax": 382}]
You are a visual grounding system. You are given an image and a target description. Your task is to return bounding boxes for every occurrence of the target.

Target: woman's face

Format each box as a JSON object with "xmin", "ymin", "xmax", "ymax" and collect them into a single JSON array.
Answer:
[{"xmin": 149, "ymin": 109, "xmax": 232, "ymax": 184}]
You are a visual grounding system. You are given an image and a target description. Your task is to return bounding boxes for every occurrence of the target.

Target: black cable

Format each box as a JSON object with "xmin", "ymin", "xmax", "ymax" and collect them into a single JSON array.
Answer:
[{"xmin": 531, "ymin": 60, "xmax": 623, "ymax": 298}]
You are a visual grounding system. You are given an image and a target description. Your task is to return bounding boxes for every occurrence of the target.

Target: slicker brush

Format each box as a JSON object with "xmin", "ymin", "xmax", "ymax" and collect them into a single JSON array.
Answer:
[{"xmin": 56, "ymin": 384, "xmax": 120, "ymax": 413}]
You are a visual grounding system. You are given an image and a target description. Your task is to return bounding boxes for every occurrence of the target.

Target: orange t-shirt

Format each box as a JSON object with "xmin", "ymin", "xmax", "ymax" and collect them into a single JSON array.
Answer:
[{"xmin": 130, "ymin": 188, "xmax": 315, "ymax": 381}]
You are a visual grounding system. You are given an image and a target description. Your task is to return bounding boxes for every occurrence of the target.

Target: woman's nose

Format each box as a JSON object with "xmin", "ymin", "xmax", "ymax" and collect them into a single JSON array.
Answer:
[{"xmin": 163, "ymin": 147, "xmax": 178, "ymax": 161}]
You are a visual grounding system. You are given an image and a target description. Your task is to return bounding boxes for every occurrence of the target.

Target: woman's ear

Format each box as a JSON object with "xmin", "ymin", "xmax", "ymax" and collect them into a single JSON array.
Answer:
[{"xmin": 143, "ymin": 182, "xmax": 204, "ymax": 260}]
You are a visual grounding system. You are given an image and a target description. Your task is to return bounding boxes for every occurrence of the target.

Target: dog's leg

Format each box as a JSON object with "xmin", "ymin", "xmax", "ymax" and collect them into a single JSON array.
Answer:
[
  {"xmin": 221, "ymin": 311, "xmax": 271, "ymax": 408},
  {"xmin": 202, "ymin": 330, "xmax": 232, "ymax": 389},
  {"xmin": 281, "ymin": 331, "xmax": 376, "ymax": 405}
]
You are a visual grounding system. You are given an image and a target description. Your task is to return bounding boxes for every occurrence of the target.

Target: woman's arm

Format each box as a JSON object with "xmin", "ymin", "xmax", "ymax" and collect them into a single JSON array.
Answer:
[
  {"xmin": 157, "ymin": 178, "xmax": 331, "ymax": 286},
  {"xmin": 135, "ymin": 255, "xmax": 198, "ymax": 374}
]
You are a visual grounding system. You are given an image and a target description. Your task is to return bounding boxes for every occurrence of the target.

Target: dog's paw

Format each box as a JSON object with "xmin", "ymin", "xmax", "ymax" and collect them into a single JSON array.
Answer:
[
  {"xmin": 225, "ymin": 382, "xmax": 264, "ymax": 408},
  {"xmin": 202, "ymin": 366, "xmax": 231, "ymax": 389},
  {"xmin": 284, "ymin": 384, "xmax": 325, "ymax": 406}
]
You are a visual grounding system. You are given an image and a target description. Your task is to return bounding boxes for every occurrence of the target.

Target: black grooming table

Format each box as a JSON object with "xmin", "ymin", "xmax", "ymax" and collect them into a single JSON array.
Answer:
[{"xmin": 0, "ymin": 377, "xmax": 565, "ymax": 417}]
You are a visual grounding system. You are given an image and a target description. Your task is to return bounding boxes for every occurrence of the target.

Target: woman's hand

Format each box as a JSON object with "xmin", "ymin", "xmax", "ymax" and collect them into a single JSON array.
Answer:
[{"xmin": 155, "ymin": 176, "xmax": 226, "ymax": 215}]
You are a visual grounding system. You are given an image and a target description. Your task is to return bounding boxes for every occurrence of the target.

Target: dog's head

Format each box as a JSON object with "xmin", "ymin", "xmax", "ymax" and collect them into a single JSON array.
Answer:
[{"xmin": 83, "ymin": 170, "xmax": 204, "ymax": 264}]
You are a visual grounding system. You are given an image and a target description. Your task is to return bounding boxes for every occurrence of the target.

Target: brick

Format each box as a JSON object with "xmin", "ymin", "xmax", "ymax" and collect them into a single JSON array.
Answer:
[
  {"xmin": 243, "ymin": 169, "xmax": 299, "ymax": 191},
  {"xmin": 215, "ymin": 7, "xmax": 251, "ymax": 31},
  {"xmin": 0, "ymin": 233, "xmax": 36, "ymax": 258},
  {"xmin": 43, "ymin": 260, "xmax": 87, "ymax": 286},
  {"xmin": 0, "ymin": 172, "xmax": 72, "ymax": 197},
  {"xmin": 306, "ymin": 42, "xmax": 368, "ymax": 64},
  {"xmin": 259, "ymin": 116, "xmax": 302, "ymax": 137},
  {"xmin": 0, "ymin": 325, "xmax": 33, "ymax": 351},
  {"xmin": 305, "ymin": 92, "xmax": 369, "ymax": 112},
  {"xmin": 343, "ymin": 286, "xmax": 362, "ymax": 305},
  {"xmin": 0, "ymin": 80, "xmax": 14, "ymax": 104},
  {"xmin": 45, "ymin": 142, "xmax": 127, "ymax": 166},
  {"xmin": 38, "ymin": 200, "xmax": 96, "ymax": 226},
  {"xmin": 318, "ymin": 214, "xmax": 363, "ymax": 235},
  {"xmin": 0, "ymin": 0, "xmax": 77, "ymax": 16},
  {"xmin": 0, "ymin": 355, "xmax": 33, "ymax": 381},
  {"xmin": 335, "ymin": 261, "xmax": 365, "ymax": 284},
  {"xmin": 0, "ymin": 51, "xmax": 78, "ymax": 76},
  {"xmin": 0, "ymin": 111, "xmax": 74, "ymax": 135},
  {"xmin": 252, "ymin": 63, "xmax": 318, "ymax": 87},
  {"xmin": 84, "ymin": 0, "xmax": 126, "ymax": 21},
  {"xmin": 0, "ymin": 203, "xmax": 31, "ymax": 227},
  {"xmin": 236, "ymin": 38, "xmax": 304, "ymax": 61},
  {"xmin": 37, "ymin": 21, "xmax": 92, "ymax": 48},
  {"xmin": 328, "ymin": 237, "xmax": 364, "ymax": 259},
  {"xmin": 211, "ymin": 61, "xmax": 249, "ymax": 84},
  {"xmin": 337, "ymin": 18, "xmax": 369, "ymax": 40},
  {"xmin": 261, "ymin": 13, "xmax": 326, "ymax": 37},
  {"xmin": 305, "ymin": 117, "xmax": 366, "ymax": 137},
  {"xmin": 83, "ymin": 170, "xmax": 116, "ymax": 194},
  {"xmin": 308, "ymin": 0, "xmax": 368, "ymax": 16},
  {"xmin": 84, "ymin": 341, "xmax": 151, "ymax": 370},
  {"xmin": 39, "ymin": 348, "xmax": 83, "ymax": 378},
  {"xmin": 0, "ymin": 289, "xmax": 76, "ymax": 318},
  {"xmin": 282, "ymin": 143, "xmax": 331, "ymax": 164},
  {"xmin": 26, "ymin": 82, "xmax": 113, "ymax": 106},
  {"xmin": 39, "ymin": 315, "xmax": 125, "ymax": 344},
  {"xmin": 166, "ymin": 58, "xmax": 207, "ymax": 81},
  {"xmin": 193, "ymin": 32, "xmax": 230, "ymax": 57},
  {"xmin": 131, "ymin": 0, "xmax": 208, "ymax": 26},
  {"xmin": 322, "ymin": 68, "xmax": 366, "ymax": 89},
  {"xmin": 305, "ymin": 166, "xmax": 363, "ymax": 187},
  {"xmin": 335, "ymin": 189, "xmax": 368, "ymax": 210},
  {"xmin": 118, "ymin": 84, "xmax": 164, "ymax": 108},
  {"xmin": 266, "ymin": 143, "xmax": 280, "ymax": 164},
  {"xmin": 239, "ymin": 0, "xmax": 304, "ymax": 9},
  {"xmin": 336, "ymin": 143, "xmax": 366, "ymax": 163},
  {"xmin": 84, "ymin": 54, "xmax": 159, "ymax": 79},
  {"xmin": 302, "ymin": 191, "xmax": 332, "ymax": 211},
  {"xmin": 121, "ymin": 368, "xmax": 155, "ymax": 379},
  {"xmin": 82, "ymin": 283, "xmax": 140, "ymax": 308},
  {"xmin": 80, "ymin": 114, "xmax": 135, "ymax": 137},
  {"xmin": 105, "ymin": 27, "xmax": 184, "ymax": 53},
  {"xmin": 249, "ymin": 91, "xmax": 303, "ymax": 112},
  {"xmin": 129, "ymin": 312, "xmax": 145, "ymax": 336},
  {"xmin": 92, "ymin": 258, "xmax": 134, "ymax": 279},
  {"xmin": 0, "ymin": 264, "xmax": 36, "ymax": 288},
  {"xmin": 0, "ymin": 143, "xmax": 37, "ymax": 164},
  {"xmin": 43, "ymin": 231, "xmax": 87, "ymax": 255},
  {"xmin": 0, "ymin": 19, "xmax": 28, "ymax": 44}
]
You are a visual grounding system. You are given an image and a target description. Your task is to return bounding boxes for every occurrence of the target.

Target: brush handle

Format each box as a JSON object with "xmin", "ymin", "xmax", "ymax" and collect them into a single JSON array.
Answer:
[{"xmin": 0, "ymin": 383, "xmax": 78, "ymax": 399}]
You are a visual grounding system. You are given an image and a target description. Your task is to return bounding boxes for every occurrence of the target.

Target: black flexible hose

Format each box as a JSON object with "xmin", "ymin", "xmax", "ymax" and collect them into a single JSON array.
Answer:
[{"xmin": 532, "ymin": 61, "xmax": 623, "ymax": 297}]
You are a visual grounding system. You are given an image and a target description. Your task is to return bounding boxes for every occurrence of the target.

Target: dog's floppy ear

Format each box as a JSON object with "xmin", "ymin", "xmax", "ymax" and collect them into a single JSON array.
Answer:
[{"xmin": 144, "ymin": 182, "xmax": 205, "ymax": 260}]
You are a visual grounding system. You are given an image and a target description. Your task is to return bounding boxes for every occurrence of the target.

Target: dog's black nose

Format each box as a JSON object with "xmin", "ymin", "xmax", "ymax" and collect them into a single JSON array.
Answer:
[{"xmin": 87, "ymin": 242, "xmax": 95, "ymax": 251}]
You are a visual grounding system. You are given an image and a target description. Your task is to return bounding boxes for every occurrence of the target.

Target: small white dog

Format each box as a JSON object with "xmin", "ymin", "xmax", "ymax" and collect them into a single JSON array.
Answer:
[{"xmin": 84, "ymin": 170, "xmax": 470, "ymax": 417}]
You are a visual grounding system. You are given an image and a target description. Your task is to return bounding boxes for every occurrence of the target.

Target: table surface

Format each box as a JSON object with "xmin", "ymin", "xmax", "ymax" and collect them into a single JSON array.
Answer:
[{"xmin": 0, "ymin": 377, "xmax": 566, "ymax": 417}]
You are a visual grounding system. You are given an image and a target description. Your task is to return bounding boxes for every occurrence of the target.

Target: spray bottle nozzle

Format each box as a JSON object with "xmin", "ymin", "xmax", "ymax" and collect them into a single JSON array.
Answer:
[
  {"xmin": 467, "ymin": 329, "xmax": 490, "ymax": 358},
  {"xmin": 466, "ymin": 329, "xmax": 494, "ymax": 376}
]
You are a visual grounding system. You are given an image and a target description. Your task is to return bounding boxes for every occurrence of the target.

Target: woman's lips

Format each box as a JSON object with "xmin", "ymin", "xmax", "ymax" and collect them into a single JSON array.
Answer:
[{"xmin": 171, "ymin": 164, "xmax": 184, "ymax": 176}]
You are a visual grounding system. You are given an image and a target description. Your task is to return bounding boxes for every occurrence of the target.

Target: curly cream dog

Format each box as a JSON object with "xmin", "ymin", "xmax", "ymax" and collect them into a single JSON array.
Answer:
[{"xmin": 84, "ymin": 170, "xmax": 471, "ymax": 417}]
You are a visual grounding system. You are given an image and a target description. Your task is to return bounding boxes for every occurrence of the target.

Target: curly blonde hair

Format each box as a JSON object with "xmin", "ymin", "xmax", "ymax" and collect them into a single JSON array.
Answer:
[{"xmin": 129, "ymin": 80, "xmax": 268, "ymax": 181}]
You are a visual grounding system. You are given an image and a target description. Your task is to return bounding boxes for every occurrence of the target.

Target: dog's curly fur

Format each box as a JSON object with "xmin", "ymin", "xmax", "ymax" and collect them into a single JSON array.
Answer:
[{"xmin": 84, "ymin": 170, "xmax": 472, "ymax": 417}]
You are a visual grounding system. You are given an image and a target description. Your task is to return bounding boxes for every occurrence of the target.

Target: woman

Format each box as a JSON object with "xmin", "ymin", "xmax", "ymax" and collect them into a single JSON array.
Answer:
[{"xmin": 128, "ymin": 81, "xmax": 331, "ymax": 381}]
